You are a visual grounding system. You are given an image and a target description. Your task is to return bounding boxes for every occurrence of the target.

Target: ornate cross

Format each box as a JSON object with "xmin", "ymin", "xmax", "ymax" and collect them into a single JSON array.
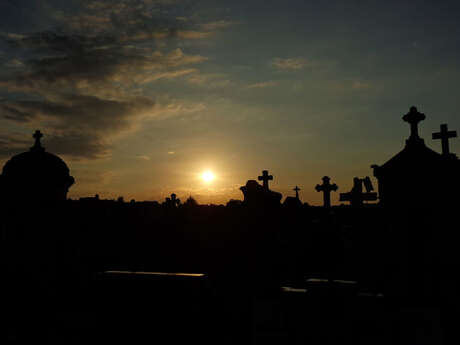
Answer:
[
  {"xmin": 258, "ymin": 170, "xmax": 273, "ymax": 190},
  {"xmin": 432, "ymin": 124, "xmax": 457, "ymax": 155},
  {"xmin": 403, "ymin": 106, "xmax": 425, "ymax": 141},
  {"xmin": 315, "ymin": 176, "xmax": 338, "ymax": 208},
  {"xmin": 293, "ymin": 186, "xmax": 301, "ymax": 200}
]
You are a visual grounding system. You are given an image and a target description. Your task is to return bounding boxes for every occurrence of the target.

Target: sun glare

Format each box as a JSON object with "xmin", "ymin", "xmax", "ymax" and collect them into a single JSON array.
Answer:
[{"xmin": 201, "ymin": 170, "xmax": 215, "ymax": 183}]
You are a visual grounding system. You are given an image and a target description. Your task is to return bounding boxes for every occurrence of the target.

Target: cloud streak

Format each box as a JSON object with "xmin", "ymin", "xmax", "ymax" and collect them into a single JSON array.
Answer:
[{"xmin": 271, "ymin": 57, "xmax": 311, "ymax": 70}]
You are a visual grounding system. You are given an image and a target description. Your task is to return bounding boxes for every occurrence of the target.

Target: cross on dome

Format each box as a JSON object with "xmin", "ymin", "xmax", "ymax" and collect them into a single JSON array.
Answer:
[
  {"xmin": 403, "ymin": 106, "xmax": 425, "ymax": 142},
  {"xmin": 31, "ymin": 130, "xmax": 45, "ymax": 151}
]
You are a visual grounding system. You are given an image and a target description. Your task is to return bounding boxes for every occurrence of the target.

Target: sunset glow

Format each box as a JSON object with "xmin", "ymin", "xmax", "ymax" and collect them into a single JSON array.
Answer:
[{"xmin": 201, "ymin": 171, "xmax": 215, "ymax": 183}]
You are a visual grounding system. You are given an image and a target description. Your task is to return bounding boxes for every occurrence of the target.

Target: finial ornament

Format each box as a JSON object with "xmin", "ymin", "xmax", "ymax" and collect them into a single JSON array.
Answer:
[
  {"xmin": 402, "ymin": 106, "xmax": 425, "ymax": 142},
  {"xmin": 30, "ymin": 130, "xmax": 45, "ymax": 152}
]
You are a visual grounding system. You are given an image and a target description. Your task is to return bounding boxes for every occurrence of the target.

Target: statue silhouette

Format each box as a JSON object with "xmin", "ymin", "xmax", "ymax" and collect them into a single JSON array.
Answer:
[{"xmin": 339, "ymin": 177, "xmax": 377, "ymax": 206}]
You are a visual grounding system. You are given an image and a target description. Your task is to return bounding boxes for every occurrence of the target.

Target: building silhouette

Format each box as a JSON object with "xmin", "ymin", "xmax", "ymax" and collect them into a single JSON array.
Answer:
[
  {"xmin": 0, "ymin": 130, "xmax": 75, "ymax": 203},
  {"xmin": 372, "ymin": 107, "xmax": 460, "ymax": 208}
]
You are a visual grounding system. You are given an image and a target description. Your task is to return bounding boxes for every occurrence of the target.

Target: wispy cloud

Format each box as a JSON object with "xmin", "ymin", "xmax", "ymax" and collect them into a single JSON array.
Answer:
[
  {"xmin": 246, "ymin": 81, "xmax": 277, "ymax": 89},
  {"xmin": 186, "ymin": 72, "xmax": 231, "ymax": 88},
  {"xmin": 199, "ymin": 20, "xmax": 239, "ymax": 31},
  {"xmin": 0, "ymin": 0, "xmax": 222, "ymax": 159},
  {"xmin": 271, "ymin": 57, "xmax": 311, "ymax": 70}
]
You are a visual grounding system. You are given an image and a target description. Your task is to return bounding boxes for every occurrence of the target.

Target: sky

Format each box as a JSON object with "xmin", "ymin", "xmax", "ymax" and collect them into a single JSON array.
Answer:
[{"xmin": 0, "ymin": 0, "xmax": 459, "ymax": 205}]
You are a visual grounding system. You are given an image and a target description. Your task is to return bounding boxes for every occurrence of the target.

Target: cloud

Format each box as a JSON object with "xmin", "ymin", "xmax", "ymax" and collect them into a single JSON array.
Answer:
[
  {"xmin": 199, "ymin": 20, "xmax": 239, "ymax": 31},
  {"xmin": 1, "ymin": 35, "xmax": 207, "ymax": 95},
  {"xmin": 246, "ymin": 81, "xmax": 277, "ymax": 89},
  {"xmin": 271, "ymin": 57, "xmax": 311, "ymax": 70},
  {"xmin": 4, "ymin": 59, "xmax": 24, "ymax": 68},
  {"xmin": 186, "ymin": 72, "xmax": 231, "ymax": 88},
  {"xmin": 0, "ymin": 133, "xmax": 30, "ymax": 157},
  {"xmin": 175, "ymin": 30, "xmax": 213, "ymax": 39},
  {"xmin": 0, "ymin": 94, "xmax": 157, "ymax": 159},
  {"xmin": 0, "ymin": 0, "xmax": 219, "ymax": 160}
]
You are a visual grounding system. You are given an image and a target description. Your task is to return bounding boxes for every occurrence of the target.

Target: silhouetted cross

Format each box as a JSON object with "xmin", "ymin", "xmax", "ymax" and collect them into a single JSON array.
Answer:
[
  {"xmin": 293, "ymin": 186, "xmax": 301, "ymax": 200},
  {"xmin": 403, "ymin": 106, "xmax": 425, "ymax": 140},
  {"xmin": 170, "ymin": 193, "xmax": 180, "ymax": 206},
  {"xmin": 258, "ymin": 170, "xmax": 273, "ymax": 190},
  {"xmin": 31, "ymin": 130, "xmax": 44, "ymax": 151},
  {"xmin": 315, "ymin": 176, "xmax": 337, "ymax": 208},
  {"xmin": 432, "ymin": 124, "xmax": 457, "ymax": 155}
]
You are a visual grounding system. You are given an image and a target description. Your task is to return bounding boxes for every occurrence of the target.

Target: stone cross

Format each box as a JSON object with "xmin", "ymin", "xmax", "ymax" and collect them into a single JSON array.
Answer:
[
  {"xmin": 31, "ymin": 130, "xmax": 44, "ymax": 151},
  {"xmin": 432, "ymin": 124, "xmax": 457, "ymax": 155},
  {"xmin": 258, "ymin": 170, "xmax": 273, "ymax": 190},
  {"xmin": 403, "ymin": 106, "xmax": 425, "ymax": 141},
  {"xmin": 293, "ymin": 186, "xmax": 301, "ymax": 200},
  {"xmin": 315, "ymin": 176, "xmax": 338, "ymax": 208}
]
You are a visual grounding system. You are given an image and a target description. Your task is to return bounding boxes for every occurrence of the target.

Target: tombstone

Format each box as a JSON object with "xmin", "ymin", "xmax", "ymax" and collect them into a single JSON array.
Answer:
[
  {"xmin": 315, "ymin": 176, "xmax": 338, "ymax": 208},
  {"xmin": 339, "ymin": 177, "xmax": 377, "ymax": 206},
  {"xmin": 240, "ymin": 180, "xmax": 282, "ymax": 208},
  {"xmin": 432, "ymin": 124, "xmax": 457, "ymax": 156},
  {"xmin": 258, "ymin": 170, "xmax": 273, "ymax": 190}
]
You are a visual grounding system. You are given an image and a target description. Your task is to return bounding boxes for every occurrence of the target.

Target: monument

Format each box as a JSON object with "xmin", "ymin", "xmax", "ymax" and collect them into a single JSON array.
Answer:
[{"xmin": 372, "ymin": 107, "xmax": 460, "ymax": 208}]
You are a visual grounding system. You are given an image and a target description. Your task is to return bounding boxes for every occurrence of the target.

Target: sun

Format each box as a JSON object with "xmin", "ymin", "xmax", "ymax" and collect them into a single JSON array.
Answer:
[{"xmin": 201, "ymin": 170, "xmax": 215, "ymax": 183}]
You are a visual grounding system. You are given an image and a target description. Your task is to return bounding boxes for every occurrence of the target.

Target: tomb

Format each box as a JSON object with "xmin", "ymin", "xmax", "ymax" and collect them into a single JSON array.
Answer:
[{"xmin": 371, "ymin": 107, "xmax": 460, "ymax": 208}]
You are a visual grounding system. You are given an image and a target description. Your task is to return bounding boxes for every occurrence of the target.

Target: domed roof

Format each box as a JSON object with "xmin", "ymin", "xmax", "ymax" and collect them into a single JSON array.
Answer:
[{"xmin": 1, "ymin": 130, "xmax": 74, "ymax": 202}]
